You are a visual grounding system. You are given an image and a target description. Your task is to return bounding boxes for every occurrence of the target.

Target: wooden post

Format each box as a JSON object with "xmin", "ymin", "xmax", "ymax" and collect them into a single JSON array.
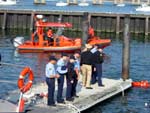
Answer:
[
  {"xmin": 14, "ymin": 14, "xmax": 18, "ymax": 29},
  {"xmin": 34, "ymin": 0, "xmax": 45, "ymax": 4},
  {"xmin": 99, "ymin": 0, "xmax": 103, "ymax": 4},
  {"xmin": 114, "ymin": 0, "xmax": 117, "ymax": 4},
  {"xmin": 122, "ymin": 15, "xmax": 130, "ymax": 81},
  {"xmin": 82, "ymin": 12, "xmax": 90, "ymax": 45},
  {"xmin": 147, "ymin": 0, "xmax": 150, "ymax": 5},
  {"xmin": 116, "ymin": 15, "xmax": 120, "ymax": 34},
  {"xmin": 2, "ymin": 12, "xmax": 7, "ymax": 30},
  {"xmin": 93, "ymin": 0, "xmax": 97, "ymax": 4},
  {"xmin": 132, "ymin": 0, "xmax": 140, "ymax": 5},
  {"xmin": 30, "ymin": 12, "xmax": 34, "ymax": 31},
  {"xmin": 145, "ymin": 17, "xmax": 149, "ymax": 36}
]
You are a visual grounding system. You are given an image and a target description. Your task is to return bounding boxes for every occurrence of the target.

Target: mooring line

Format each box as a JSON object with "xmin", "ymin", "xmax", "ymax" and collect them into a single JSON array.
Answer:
[
  {"xmin": 119, "ymin": 85, "xmax": 125, "ymax": 97},
  {"xmin": 0, "ymin": 62, "xmax": 26, "ymax": 68},
  {"xmin": 58, "ymin": 103, "xmax": 80, "ymax": 113}
]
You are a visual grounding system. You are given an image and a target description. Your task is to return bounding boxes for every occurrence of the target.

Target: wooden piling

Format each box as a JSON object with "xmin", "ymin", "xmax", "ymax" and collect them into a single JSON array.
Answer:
[
  {"xmin": 13, "ymin": 14, "xmax": 18, "ymax": 29},
  {"xmin": 116, "ymin": 16, "xmax": 120, "ymax": 34},
  {"xmin": 122, "ymin": 15, "xmax": 130, "ymax": 81},
  {"xmin": 34, "ymin": 0, "xmax": 46, "ymax": 4},
  {"xmin": 30, "ymin": 12, "xmax": 34, "ymax": 31},
  {"xmin": 82, "ymin": 12, "xmax": 90, "ymax": 45},
  {"xmin": 145, "ymin": 17, "xmax": 149, "ymax": 36},
  {"xmin": 2, "ymin": 12, "xmax": 7, "ymax": 30}
]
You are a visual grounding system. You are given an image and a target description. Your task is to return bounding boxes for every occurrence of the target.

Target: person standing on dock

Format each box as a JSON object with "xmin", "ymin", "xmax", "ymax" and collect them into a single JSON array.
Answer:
[
  {"xmin": 73, "ymin": 51, "xmax": 81, "ymax": 97},
  {"xmin": 93, "ymin": 46, "xmax": 104, "ymax": 87},
  {"xmin": 66, "ymin": 55, "xmax": 77, "ymax": 101},
  {"xmin": 56, "ymin": 53, "xmax": 68, "ymax": 104},
  {"xmin": 91, "ymin": 44, "xmax": 99, "ymax": 84},
  {"xmin": 80, "ymin": 44, "xmax": 93, "ymax": 89},
  {"xmin": 45, "ymin": 56, "xmax": 59, "ymax": 106}
]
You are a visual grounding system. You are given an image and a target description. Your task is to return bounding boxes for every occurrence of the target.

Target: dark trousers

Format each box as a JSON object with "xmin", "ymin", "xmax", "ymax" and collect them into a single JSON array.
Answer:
[
  {"xmin": 95, "ymin": 64, "xmax": 103, "ymax": 86},
  {"xmin": 66, "ymin": 79, "xmax": 73, "ymax": 99},
  {"xmin": 91, "ymin": 65, "xmax": 97, "ymax": 84},
  {"xmin": 46, "ymin": 78, "xmax": 55, "ymax": 105},
  {"xmin": 57, "ymin": 74, "xmax": 65, "ymax": 102},
  {"xmin": 72, "ymin": 78, "xmax": 78, "ymax": 96}
]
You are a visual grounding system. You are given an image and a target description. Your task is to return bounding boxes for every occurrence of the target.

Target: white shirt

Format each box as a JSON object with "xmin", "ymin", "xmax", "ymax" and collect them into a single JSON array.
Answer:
[
  {"xmin": 45, "ymin": 62, "xmax": 56, "ymax": 78},
  {"xmin": 56, "ymin": 58, "xmax": 68, "ymax": 74}
]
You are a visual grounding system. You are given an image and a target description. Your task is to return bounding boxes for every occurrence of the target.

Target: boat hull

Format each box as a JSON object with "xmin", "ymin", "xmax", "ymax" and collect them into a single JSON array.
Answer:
[
  {"xmin": 16, "ymin": 37, "xmax": 111, "ymax": 53},
  {"xmin": 17, "ymin": 46, "xmax": 81, "ymax": 53}
]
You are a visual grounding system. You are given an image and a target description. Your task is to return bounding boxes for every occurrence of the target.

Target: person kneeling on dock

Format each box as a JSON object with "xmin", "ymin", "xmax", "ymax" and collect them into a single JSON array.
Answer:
[
  {"xmin": 66, "ymin": 55, "xmax": 78, "ymax": 101},
  {"xmin": 45, "ymin": 56, "xmax": 60, "ymax": 106}
]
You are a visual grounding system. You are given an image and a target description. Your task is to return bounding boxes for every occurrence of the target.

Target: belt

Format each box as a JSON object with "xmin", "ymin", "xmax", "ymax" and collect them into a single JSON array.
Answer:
[{"xmin": 83, "ymin": 64, "xmax": 91, "ymax": 66}]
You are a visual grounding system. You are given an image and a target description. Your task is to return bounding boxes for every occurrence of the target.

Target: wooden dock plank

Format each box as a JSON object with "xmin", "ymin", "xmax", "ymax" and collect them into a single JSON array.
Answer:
[{"xmin": 26, "ymin": 78, "xmax": 132, "ymax": 113}]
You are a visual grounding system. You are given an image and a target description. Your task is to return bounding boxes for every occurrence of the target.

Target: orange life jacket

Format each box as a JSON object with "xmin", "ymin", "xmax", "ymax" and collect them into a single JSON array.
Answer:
[
  {"xmin": 47, "ymin": 29, "xmax": 53, "ymax": 38},
  {"xmin": 88, "ymin": 27, "xmax": 94, "ymax": 37}
]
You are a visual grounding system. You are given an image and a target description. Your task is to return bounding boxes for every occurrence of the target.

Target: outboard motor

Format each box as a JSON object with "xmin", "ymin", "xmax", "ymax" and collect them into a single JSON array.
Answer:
[{"xmin": 13, "ymin": 37, "xmax": 24, "ymax": 47}]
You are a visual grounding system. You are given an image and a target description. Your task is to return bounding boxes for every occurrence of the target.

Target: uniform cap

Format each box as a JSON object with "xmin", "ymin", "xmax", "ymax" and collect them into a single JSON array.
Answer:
[
  {"xmin": 98, "ymin": 45, "xmax": 103, "ymax": 49},
  {"xmin": 61, "ymin": 53, "xmax": 68, "ymax": 57},
  {"xmin": 70, "ymin": 55, "xmax": 76, "ymax": 60},
  {"xmin": 85, "ymin": 44, "xmax": 92, "ymax": 49},
  {"xmin": 49, "ymin": 56, "xmax": 57, "ymax": 61}
]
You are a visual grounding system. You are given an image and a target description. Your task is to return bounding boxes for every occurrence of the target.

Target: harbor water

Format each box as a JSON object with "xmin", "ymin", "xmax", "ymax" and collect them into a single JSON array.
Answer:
[{"xmin": 0, "ymin": 30, "xmax": 150, "ymax": 113}]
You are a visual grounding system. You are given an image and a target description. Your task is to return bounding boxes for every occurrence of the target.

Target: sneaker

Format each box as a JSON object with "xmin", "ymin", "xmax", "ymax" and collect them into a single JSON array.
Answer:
[
  {"xmin": 98, "ymin": 84, "xmax": 105, "ymax": 87},
  {"xmin": 86, "ymin": 87, "xmax": 93, "ymax": 89},
  {"xmin": 74, "ymin": 95, "xmax": 79, "ymax": 98},
  {"xmin": 48, "ymin": 104, "xmax": 56, "ymax": 107},
  {"xmin": 57, "ymin": 101, "xmax": 66, "ymax": 104},
  {"xmin": 66, "ymin": 98, "xmax": 74, "ymax": 101}
]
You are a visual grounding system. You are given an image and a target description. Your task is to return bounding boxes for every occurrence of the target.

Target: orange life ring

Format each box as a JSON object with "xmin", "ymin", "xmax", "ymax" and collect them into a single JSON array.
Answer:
[
  {"xmin": 132, "ymin": 80, "xmax": 150, "ymax": 88},
  {"xmin": 18, "ymin": 67, "xmax": 34, "ymax": 93}
]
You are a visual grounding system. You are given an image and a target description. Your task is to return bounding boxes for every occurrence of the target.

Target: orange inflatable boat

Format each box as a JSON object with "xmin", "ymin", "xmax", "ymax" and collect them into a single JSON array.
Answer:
[
  {"xmin": 132, "ymin": 80, "xmax": 150, "ymax": 88},
  {"xmin": 14, "ymin": 15, "xmax": 111, "ymax": 53}
]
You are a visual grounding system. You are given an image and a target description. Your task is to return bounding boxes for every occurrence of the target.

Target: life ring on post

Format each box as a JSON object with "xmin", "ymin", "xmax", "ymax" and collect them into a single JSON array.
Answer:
[{"xmin": 18, "ymin": 67, "xmax": 34, "ymax": 93}]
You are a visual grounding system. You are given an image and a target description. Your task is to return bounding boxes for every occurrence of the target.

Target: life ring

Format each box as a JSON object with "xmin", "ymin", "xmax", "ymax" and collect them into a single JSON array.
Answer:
[
  {"xmin": 18, "ymin": 67, "xmax": 34, "ymax": 93},
  {"xmin": 132, "ymin": 80, "xmax": 150, "ymax": 88}
]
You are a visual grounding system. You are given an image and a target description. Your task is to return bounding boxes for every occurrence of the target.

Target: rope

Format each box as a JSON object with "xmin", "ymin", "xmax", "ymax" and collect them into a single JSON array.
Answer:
[
  {"xmin": 119, "ymin": 85, "xmax": 125, "ymax": 97},
  {"xmin": 58, "ymin": 103, "xmax": 80, "ymax": 113},
  {"xmin": 0, "ymin": 62, "xmax": 26, "ymax": 68}
]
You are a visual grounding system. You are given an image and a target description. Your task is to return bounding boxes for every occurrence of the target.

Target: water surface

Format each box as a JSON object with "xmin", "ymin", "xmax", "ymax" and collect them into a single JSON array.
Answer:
[{"xmin": 0, "ymin": 30, "xmax": 150, "ymax": 113}]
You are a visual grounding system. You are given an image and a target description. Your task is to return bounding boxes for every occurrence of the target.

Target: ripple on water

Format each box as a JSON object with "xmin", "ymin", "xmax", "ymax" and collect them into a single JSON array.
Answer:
[{"xmin": 0, "ymin": 33, "xmax": 150, "ymax": 112}]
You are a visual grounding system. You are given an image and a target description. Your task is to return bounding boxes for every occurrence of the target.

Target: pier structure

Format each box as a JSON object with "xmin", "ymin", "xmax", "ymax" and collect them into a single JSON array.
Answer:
[
  {"xmin": 0, "ymin": 10, "xmax": 150, "ymax": 35},
  {"xmin": 57, "ymin": 0, "xmax": 149, "ymax": 5},
  {"xmin": 0, "ymin": 0, "xmax": 150, "ymax": 35}
]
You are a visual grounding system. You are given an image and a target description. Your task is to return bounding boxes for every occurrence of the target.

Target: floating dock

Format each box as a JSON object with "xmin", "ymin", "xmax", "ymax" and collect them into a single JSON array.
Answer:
[{"xmin": 23, "ymin": 78, "xmax": 132, "ymax": 113}]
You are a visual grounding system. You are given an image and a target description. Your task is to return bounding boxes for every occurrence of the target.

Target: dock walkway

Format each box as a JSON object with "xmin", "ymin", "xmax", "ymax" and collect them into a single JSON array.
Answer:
[{"xmin": 26, "ymin": 78, "xmax": 132, "ymax": 113}]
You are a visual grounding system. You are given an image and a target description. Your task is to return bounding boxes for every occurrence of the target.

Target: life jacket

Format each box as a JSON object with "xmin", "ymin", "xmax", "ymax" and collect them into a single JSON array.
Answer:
[
  {"xmin": 47, "ymin": 29, "xmax": 53, "ymax": 38},
  {"xmin": 88, "ymin": 27, "xmax": 94, "ymax": 37}
]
